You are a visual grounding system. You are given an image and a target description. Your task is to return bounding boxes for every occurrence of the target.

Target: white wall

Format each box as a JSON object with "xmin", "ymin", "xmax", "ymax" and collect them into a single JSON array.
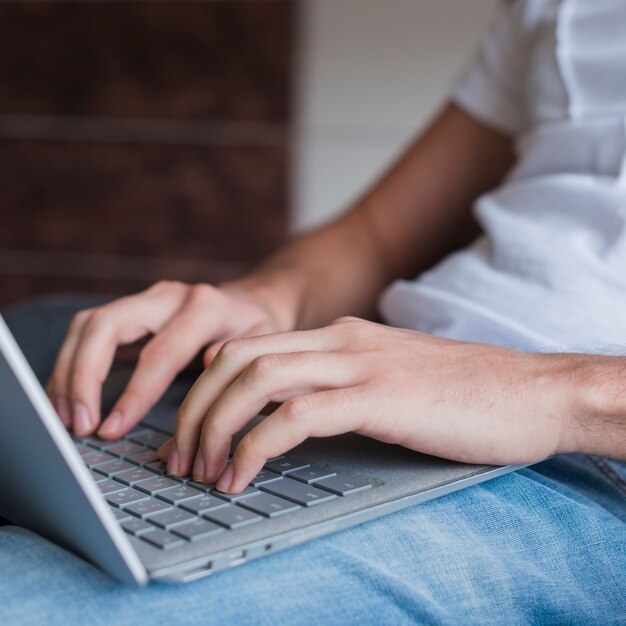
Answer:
[{"xmin": 292, "ymin": 0, "xmax": 496, "ymax": 231}]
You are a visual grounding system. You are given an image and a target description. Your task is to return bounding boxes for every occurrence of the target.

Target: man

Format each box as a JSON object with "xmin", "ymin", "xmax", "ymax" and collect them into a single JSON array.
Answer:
[{"xmin": 2, "ymin": 1, "xmax": 625, "ymax": 623}]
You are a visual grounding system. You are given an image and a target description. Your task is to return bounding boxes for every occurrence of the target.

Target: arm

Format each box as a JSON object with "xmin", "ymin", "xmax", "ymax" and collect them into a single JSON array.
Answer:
[
  {"xmin": 227, "ymin": 103, "xmax": 515, "ymax": 332},
  {"xmin": 47, "ymin": 102, "xmax": 514, "ymax": 438},
  {"xmin": 170, "ymin": 321, "xmax": 626, "ymax": 491}
]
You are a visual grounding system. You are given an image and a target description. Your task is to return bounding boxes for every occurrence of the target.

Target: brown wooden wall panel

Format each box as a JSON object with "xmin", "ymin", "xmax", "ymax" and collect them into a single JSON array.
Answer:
[
  {"xmin": 0, "ymin": 2, "xmax": 293, "ymax": 121},
  {"xmin": 0, "ymin": 139, "xmax": 288, "ymax": 261},
  {"xmin": 0, "ymin": 1, "xmax": 296, "ymax": 308}
]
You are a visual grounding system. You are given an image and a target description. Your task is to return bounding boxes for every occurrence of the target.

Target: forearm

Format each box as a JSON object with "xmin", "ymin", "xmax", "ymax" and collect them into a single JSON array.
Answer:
[
  {"xmin": 559, "ymin": 354, "xmax": 626, "ymax": 461},
  {"xmin": 224, "ymin": 104, "xmax": 515, "ymax": 331},
  {"xmin": 222, "ymin": 209, "xmax": 388, "ymax": 330}
]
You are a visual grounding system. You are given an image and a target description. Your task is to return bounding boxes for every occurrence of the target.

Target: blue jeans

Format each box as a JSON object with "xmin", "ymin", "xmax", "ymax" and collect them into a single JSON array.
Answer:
[
  {"xmin": 0, "ymin": 455, "xmax": 624, "ymax": 625},
  {"xmin": 1, "ymin": 298, "xmax": 625, "ymax": 624}
]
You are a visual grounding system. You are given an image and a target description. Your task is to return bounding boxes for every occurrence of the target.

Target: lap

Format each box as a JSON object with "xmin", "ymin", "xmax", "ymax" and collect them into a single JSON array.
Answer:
[
  {"xmin": 1, "ymin": 455, "xmax": 624, "ymax": 626},
  {"xmin": 1, "ymin": 297, "xmax": 624, "ymax": 623}
]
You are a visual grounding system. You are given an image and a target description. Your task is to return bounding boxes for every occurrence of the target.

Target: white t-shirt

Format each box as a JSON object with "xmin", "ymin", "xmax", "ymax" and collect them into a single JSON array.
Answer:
[{"xmin": 379, "ymin": 0, "xmax": 626, "ymax": 352}]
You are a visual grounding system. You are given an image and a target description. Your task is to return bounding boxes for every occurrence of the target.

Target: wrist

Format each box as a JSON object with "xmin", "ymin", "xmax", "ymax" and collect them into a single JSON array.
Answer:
[
  {"xmin": 220, "ymin": 264, "xmax": 307, "ymax": 333},
  {"xmin": 557, "ymin": 354, "xmax": 626, "ymax": 459}
]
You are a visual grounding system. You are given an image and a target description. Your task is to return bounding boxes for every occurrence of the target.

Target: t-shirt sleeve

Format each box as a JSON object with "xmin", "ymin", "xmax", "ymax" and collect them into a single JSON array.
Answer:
[{"xmin": 451, "ymin": 0, "xmax": 527, "ymax": 135}]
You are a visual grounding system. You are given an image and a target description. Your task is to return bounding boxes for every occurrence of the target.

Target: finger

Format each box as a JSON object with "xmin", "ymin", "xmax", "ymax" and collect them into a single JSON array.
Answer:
[
  {"xmin": 156, "ymin": 438, "xmax": 173, "ymax": 462},
  {"xmin": 171, "ymin": 327, "xmax": 340, "ymax": 476},
  {"xmin": 202, "ymin": 322, "xmax": 274, "ymax": 367},
  {"xmin": 98, "ymin": 297, "xmax": 227, "ymax": 439},
  {"xmin": 202, "ymin": 340, "xmax": 227, "ymax": 368},
  {"xmin": 67, "ymin": 291, "xmax": 185, "ymax": 436},
  {"xmin": 46, "ymin": 309, "xmax": 92, "ymax": 428},
  {"xmin": 191, "ymin": 351, "xmax": 359, "ymax": 483},
  {"xmin": 218, "ymin": 389, "xmax": 363, "ymax": 493}
]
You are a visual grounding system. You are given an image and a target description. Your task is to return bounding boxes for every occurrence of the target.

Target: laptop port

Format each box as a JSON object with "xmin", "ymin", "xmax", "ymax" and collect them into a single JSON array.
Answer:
[
  {"xmin": 228, "ymin": 549, "xmax": 247, "ymax": 566},
  {"xmin": 181, "ymin": 561, "xmax": 213, "ymax": 582}
]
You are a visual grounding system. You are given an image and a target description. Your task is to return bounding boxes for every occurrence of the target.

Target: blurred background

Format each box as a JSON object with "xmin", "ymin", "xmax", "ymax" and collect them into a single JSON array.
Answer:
[{"xmin": 0, "ymin": 0, "xmax": 495, "ymax": 309}]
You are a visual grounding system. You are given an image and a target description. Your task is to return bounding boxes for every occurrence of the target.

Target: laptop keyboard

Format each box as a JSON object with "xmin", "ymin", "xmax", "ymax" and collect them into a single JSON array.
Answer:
[{"xmin": 72, "ymin": 425, "xmax": 373, "ymax": 551}]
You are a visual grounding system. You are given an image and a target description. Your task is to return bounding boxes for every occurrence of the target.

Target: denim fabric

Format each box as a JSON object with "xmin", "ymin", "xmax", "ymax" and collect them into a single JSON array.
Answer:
[
  {"xmin": 1, "ymin": 298, "xmax": 625, "ymax": 624},
  {"xmin": 0, "ymin": 455, "xmax": 624, "ymax": 625}
]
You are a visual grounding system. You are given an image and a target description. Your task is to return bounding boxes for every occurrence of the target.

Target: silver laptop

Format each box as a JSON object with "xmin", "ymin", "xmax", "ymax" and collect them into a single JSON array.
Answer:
[{"xmin": 0, "ymin": 314, "xmax": 525, "ymax": 585}]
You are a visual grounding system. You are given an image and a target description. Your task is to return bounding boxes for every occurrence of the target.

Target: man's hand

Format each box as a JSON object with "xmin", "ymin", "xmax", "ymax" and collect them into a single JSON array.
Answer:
[
  {"xmin": 45, "ymin": 281, "xmax": 283, "ymax": 439},
  {"xmin": 162, "ymin": 317, "xmax": 584, "ymax": 493}
]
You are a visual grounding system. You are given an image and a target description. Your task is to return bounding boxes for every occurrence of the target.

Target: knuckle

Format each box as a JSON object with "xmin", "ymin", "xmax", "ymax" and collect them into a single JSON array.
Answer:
[
  {"xmin": 138, "ymin": 339, "xmax": 170, "ymax": 365},
  {"xmin": 237, "ymin": 433, "xmax": 263, "ymax": 462},
  {"xmin": 174, "ymin": 403, "xmax": 193, "ymax": 431},
  {"xmin": 330, "ymin": 316, "xmax": 369, "ymax": 341},
  {"xmin": 150, "ymin": 279, "xmax": 184, "ymax": 293},
  {"xmin": 281, "ymin": 396, "xmax": 312, "ymax": 424},
  {"xmin": 201, "ymin": 419, "xmax": 224, "ymax": 444},
  {"xmin": 70, "ymin": 309, "xmax": 92, "ymax": 329},
  {"xmin": 117, "ymin": 386, "xmax": 150, "ymax": 416},
  {"xmin": 85, "ymin": 307, "xmax": 108, "ymax": 327},
  {"xmin": 70, "ymin": 367, "xmax": 91, "ymax": 392},
  {"xmin": 187, "ymin": 283, "xmax": 217, "ymax": 305},
  {"xmin": 217, "ymin": 338, "xmax": 245, "ymax": 362},
  {"xmin": 245, "ymin": 354, "xmax": 278, "ymax": 382},
  {"xmin": 330, "ymin": 315, "xmax": 360, "ymax": 326}
]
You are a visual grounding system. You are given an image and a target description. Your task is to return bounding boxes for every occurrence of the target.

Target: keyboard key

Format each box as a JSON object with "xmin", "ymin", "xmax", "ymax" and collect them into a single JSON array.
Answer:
[
  {"xmin": 106, "ymin": 487, "xmax": 149, "ymax": 508},
  {"xmin": 180, "ymin": 494, "xmax": 229, "ymax": 515},
  {"xmin": 128, "ymin": 429, "xmax": 170, "ymax": 450},
  {"xmin": 204, "ymin": 504, "xmax": 262, "ymax": 529},
  {"xmin": 125, "ymin": 498, "xmax": 173, "ymax": 519},
  {"xmin": 249, "ymin": 469, "xmax": 282, "ymax": 487},
  {"xmin": 145, "ymin": 461, "xmax": 166, "ymax": 475},
  {"xmin": 313, "ymin": 473, "xmax": 372, "ymax": 496},
  {"xmin": 121, "ymin": 517, "xmax": 154, "ymax": 536},
  {"xmin": 82, "ymin": 451, "xmax": 116, "ymax": 467},
  {"xmin": 261, "ymin": 478, "xmax": 336, "ymax": 507},
  {"xmin": 187, "ymin": 480, "xmax": 216, "ymax": 493},
  {"xmin": 126, "ymin": 449, "xmax": 160, "ymax": 465},
  {"xmin": 93, "ymin": 459, "xmax": 136, "ymax": 476},
  {"xmin": 172, "ymin": 518, "xmax": 224, "ymax": 542},
  {"xmin": 127, "ymin": 426, "xmax": 150, "ymax": 437},
  {"xmin": 144, "ymin": 461, "xmax": 186, "ymax": 482},
  {"xmin": 148, "ymin": 508, "xmax": 196, "ymax": 529},
  {"xmin": 140, "ymin": 529, "xmax": 184, "ymax": 550},
  {"xmin": 290, "ymin": 465, "xmax": 337, "ymax": 484},
  {"xmin": 99, "ymin": 478, "xmax": 128, "ymax": 495},
  {"xmin": 113, "ymin": 467, "xmax": 158, "ymax": 486},
  {"xmin": 75, "ymin": 443, "xmax": 93, "ymax": 455},
  {"xmin": 238, "ymin": 492, "xmax": 301, "ymax": 518},
  {"xmin": 102, "ymin": 441, "xmax": 146, "ymax": 457},
  {"xmin": 80, "ymin": 435, "xmax": 108, "ymax": 448},
  {"xmin": 110, "ymin": 507, "xmax": 133, "ymax": 522},
  {"xmin": 156, "ymin": 484, "xmax": 204, "ymax": 505},
  {"xmin": 264, "ymin": 458, "xmax": 310, "ymax": 475},
  {"xmin": 211, "ymin": 485, "xmax": 260, "ymax": 502},
  {"xmin": 90, "ymin": 470, "xmax": 107, "ymax": 483},
  {"xmin": 135, "ymin": 476, "xmax": 180, "ymax": 495}
]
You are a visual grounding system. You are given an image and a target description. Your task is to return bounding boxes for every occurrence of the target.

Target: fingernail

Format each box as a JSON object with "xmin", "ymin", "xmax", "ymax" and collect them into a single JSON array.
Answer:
[
  {"xmin": 167, "ymin": 441, "xmax": 180, "ymax": 476},
  {"xmin": 98, "ymin": 410, "xmax": 122, "ymax": 437},
  {"xmin": 216, "ymin": 463, "xmax": 234, "ymax": 493},
  {"xmin": 73, "ymin": 402, "xmax": 92, "ymax": 436},
  {"xmin": 56, "ymin": 397, "xmax": 71, "ymax": 428}
]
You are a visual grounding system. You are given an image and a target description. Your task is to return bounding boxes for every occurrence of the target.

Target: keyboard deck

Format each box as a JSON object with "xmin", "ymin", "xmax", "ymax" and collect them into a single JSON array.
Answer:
[{"xmin": 73, "ymin": 425, "xmax": 373, "ymax": 552}]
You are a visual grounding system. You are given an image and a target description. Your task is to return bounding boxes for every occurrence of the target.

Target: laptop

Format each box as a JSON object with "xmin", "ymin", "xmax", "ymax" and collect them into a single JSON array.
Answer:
[{"xmin": 0, "ymin": 313, "xmax": 525, "ymax": 585}]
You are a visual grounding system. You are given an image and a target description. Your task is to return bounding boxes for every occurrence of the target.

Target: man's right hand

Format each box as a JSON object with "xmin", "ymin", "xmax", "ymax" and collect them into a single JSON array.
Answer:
[{"xmin": 45, "ymin": 280, "xmax": 283, "ymax": 439}]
